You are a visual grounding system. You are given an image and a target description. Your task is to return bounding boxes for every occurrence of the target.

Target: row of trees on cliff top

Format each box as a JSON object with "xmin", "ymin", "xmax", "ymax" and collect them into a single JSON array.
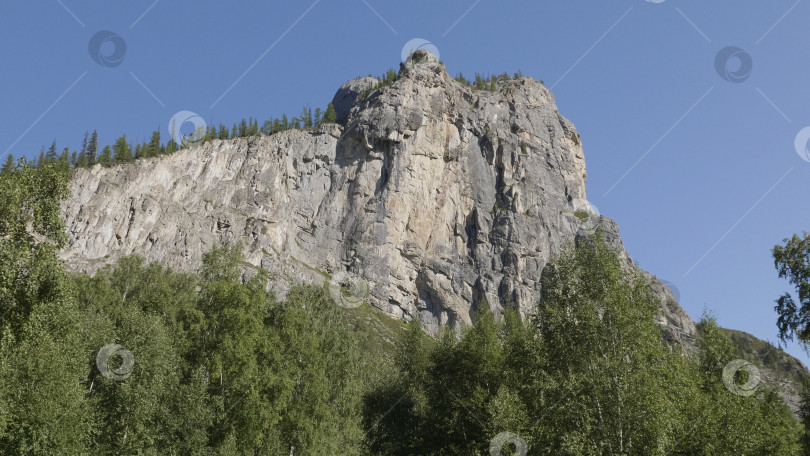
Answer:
[
  {"xmin": 0, "ymin": 161, "xmax": 806, "ymax": 454},
  {"xmin": 0, "ymin": 103, "xmax": 339, "ymax": 175},
  {"xmin": 0, "ymin": 66, "xmax": 531, "ymax": 176}
]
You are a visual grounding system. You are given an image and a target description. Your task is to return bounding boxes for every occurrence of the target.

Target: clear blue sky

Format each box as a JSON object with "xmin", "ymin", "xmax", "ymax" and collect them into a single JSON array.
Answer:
[{"xmin": 2, "ymin": 1, "xmax": 809, "ymax": 365}]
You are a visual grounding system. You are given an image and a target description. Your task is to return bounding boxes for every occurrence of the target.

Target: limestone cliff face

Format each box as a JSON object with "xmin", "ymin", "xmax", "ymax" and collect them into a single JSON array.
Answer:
[{"xmin": 59, "ymin": 50, "xmax": 693, "ymax": 343}]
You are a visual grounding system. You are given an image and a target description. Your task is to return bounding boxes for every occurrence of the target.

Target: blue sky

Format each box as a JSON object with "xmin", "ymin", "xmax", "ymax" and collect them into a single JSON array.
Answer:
[{"xmin": 2, "ymin": 1, "xmax": 809, "ymax": 366}]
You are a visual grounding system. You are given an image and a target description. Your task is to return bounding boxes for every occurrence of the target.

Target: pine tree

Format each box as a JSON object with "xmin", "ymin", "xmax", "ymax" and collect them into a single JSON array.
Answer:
[
  {"xmin": 70, "ymin": 151, "xmax": 77, "ymax": 168},
  {"xmin": 112, "ymin": 134, "xmax": 132, "ymax": 163},
  {"xmin": 58, "ymin": 148, "xmax": 70, "ymax": 172},
  {"xmin": 323, "ymin": 103, "xmax": 337, "ymax": 124},
  {"xmin": 88, "ymin": 130, "xmax": 99, "ymax": 166},
  {"xmin": 281, "ymin": 114, "xmax": 289, "ymax": 131},
  {"xmin": 387, "ymin": 68, "xmax": 398, "ymax": 83},
  {"xmin": 260, "ymin": 120, "xmax": 271, "ymax": 136},
  {"xmin": 455, "ymin": 72, "xmax": 469, "ymax": 86},
  {"xmin": 314, "ymin": 108, "xmax": 322, "ymax": 126},
  {"xmin": 80, "ymin": 131, "xmax": 88, "ymax": 158},
  {"xmin": 1, "ymin": 154, "xmax": 15, "ymax": 175},
  {"xmin": 218, "ymin": 124, "xmax": 229, "ymax": 140},
  {"xmin": 299, "ymin": 107, "xmax": 312, "ymax": 128},
  {"xmin": 76, "ymin": 151, "xmax": 88, "ymax": 168},
  {"xmin": 165, "ymin": 140, "xmax": 177, "ymax": 155},
  {"xmin": 99, "ymin": 145, "xmax": 112, "ymax": 165},
  {"xmin": 148, "ymin": 129, "xmax": 161, "ymax": 157},
  {"xmin": 45, "ymin": 141, "xmax": 58, "ymax": 164}
]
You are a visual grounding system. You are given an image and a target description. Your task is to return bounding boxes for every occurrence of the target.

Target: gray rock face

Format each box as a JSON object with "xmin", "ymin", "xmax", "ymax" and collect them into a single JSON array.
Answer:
[
  {"xmin": 331, "ymin": 76, "xmax": 379, "ymax": 123},
  {"xmin": 61, "ymin": 49, "xmax": 691, "ymax": 341}
]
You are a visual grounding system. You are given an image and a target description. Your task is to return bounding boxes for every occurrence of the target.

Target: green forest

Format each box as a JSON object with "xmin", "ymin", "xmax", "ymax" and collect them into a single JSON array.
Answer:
[{"xmin": 2, "ymin": 154, "xmax": 810, "ymax": 454}]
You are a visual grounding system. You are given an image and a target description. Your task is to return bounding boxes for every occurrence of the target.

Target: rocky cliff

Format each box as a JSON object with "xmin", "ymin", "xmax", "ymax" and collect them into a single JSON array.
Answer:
[
  {"xmin": 58, "ymin": 50, "xmax": 805, "ymax": 408},
  {"xmin": 59, "ymin": 50, "xmax": 691, "ymax": 340}
]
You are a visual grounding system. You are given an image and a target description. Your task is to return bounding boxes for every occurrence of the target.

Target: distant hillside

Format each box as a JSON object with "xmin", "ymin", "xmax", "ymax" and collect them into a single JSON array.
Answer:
[{"xmin": 724, "ymin": 328, "xmax": 809, "ymax": 413}]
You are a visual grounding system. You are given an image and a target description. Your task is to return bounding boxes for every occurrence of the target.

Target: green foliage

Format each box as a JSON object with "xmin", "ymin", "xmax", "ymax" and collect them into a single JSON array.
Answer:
[
  {"xmin": 146, "ymin": 128, "xmax": 162, "ymax": 157},
  {"xmin": 27, "ymin": 106, "xmax": 340, "ymax": 171},
  {"xmin": 0, "ymin": 175, "xmax": 374, "ymax": 454},
  {"xmin": 800, "ymin": 378, "xmax": 810, "ymax": 452},
  {"xmin": 356, "ymin": 68, "xmax": 401, "ymax": 103},
  {"xmin": 98, "ymin": 145, "xmax": 112, "ymax": 165},
  {"xmin": 74, "ymin": 246, "xmax": 371, "ymax": 454},
  {"xmin": 323, "ymin": 102, "xmax": 338, "ymax": 124},
  {"xmin": 88, "ymin": 130, "xmax": 98, "ymax": 166},
  {"xmin": 71, "ymin": 262, "xmax": 210, "ymax": 454},
  {"xmin": 112, "ymin": 134, "xmax": 132, "ymax": 163},
  {"xmin": 529, "ymin": 234, "xmax": 685, "ymax": 454},
  {"xmin": 678, "ymin": 313, "xmax": 803, "ymax": 454},
  {"xmin": 0, "ymin": 155, "xmax": 14, "ymax": 176},
  {"xmin": 0, "ymin": 148, "xmax": 805, "ymax": 454},
  {"xmin": 454, "ymin": 71, "xmax": 521, "ymax": 91},
  {"xmin": 0, "ymin": 161, "xmax": 92, "ymax": 454},
  {"xmin": 773, "ymin": 232, "xmax": 810, "ymax": 347},
  {"xmin": 45, "ymin": 141, "xmax": 57, "ymax": 164},
  {"xmin": 366, "ymin": 233, "xmax": 804, "ymax": 455},
  {"xmin": 364, "ymin": 317, "xmax": 431, "ymax": 454},
  {"xmin": 572, "ymin": 210, "xmax": 590, "ymax": 220},
  {"xmin": 0, "ymin": 159, "xmax": 70, "ymax": 250},
  {"xmin": 76, "ymin": 151, "xmax": 88, "ymax": 169}
]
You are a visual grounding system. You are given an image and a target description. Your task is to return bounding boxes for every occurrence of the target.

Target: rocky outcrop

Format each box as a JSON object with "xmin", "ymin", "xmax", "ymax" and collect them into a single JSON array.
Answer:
[
  {"xmin": 59, "ymin": 50, "xmax": 693, "ymax": 342},
  {"xmin": 331, "ymin": 76, "xmax": 379, "ymax": 122}
]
